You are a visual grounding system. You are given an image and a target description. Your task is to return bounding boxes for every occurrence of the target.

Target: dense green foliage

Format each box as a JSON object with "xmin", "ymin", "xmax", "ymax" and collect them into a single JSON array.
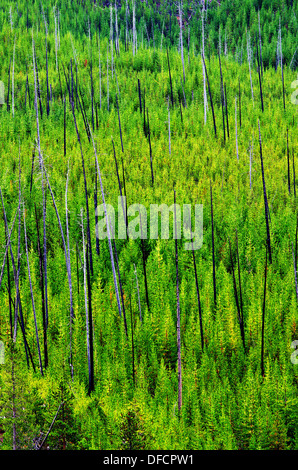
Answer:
[
  {"xmin": 0, "ymin": 0, "xmax": 298, "ymax": 451},
  {"xmin": 2, "ymin": 0, "xmax": 298, "ymax": 67}
]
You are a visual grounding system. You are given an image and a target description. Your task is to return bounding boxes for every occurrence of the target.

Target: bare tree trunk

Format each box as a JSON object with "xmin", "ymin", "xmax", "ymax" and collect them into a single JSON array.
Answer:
[
  {"xmin": 174, "ymin": 190, "xmax": 182, "ymax": 414},
  {"xmin": 235, "ymin": 96, "xmax": 239, "ymax": 160},
  {"xmin": 89, "ymin": 132, "xmax": 122, "ymax": 320},
  {"xmin": 24, "ymin": 204, "xmax": 43, "ymax": 376},
  {"xmin": 133, "ymin": 264, "xmax": 142, "ymax": 323},
  {"xmin": 258, "ymin": 120, "xmax": 272, "ymax": 264},
  {"xmin": 258, "ymin": 10, "xmax": 263, "ymax": 76},
  {"xmin": 210, "ymin": 181, "xmax": 216, "ymax": 308},
  {"xmin": 167, "ymin": 97, "xmax": 171, "ymax": 156},
  {"xmin": 132, "ymin": 0, "xmax": 136, "ymax": 56},
  {"xmin": 178, "ymin": 1, "xmax": 185, "ymax": 83},
  {"xmin": 261, "ymin": 247, "xmax": 268, "ymax": 377},
  {"xmin": 246, "ymin": 30, "xmax": 254, "ymax": 106},
  {"xmin": 12, "ymin": 37, "xmax": 15, "ymax": 117},
  {"xmin": 98, "ymin": 33, "xmax": 102, "ymax": 110},
  {"xmin": 81, "ymin": 210, "xmax": 94, "ymax": 394}
]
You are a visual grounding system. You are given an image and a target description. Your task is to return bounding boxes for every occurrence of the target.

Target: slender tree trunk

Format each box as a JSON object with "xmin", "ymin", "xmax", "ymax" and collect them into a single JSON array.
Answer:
[
  {"xmin": 218, "ymin": 50, "xmax": 225, "ymax": 143},
  {"xmin": 34, "ymin": 204, "xmax": 48, "ymax": 369},
  {"xmin": 89, "ymin": 132, "xmax": 122, "ymax": 320},
  {"xmin": 138, "ymin": 78, "xmax": 142, "ymax": 113},
  {"xmin": 147, "ymin": 109, "xmax": 154, "ymax": 186},
  {"xmin": 113, "ymin": 239, "xmax": 128, "ymax": 338},
  {"xmin": 210, "ymin": 182, "xmax": 217, "ymax": 308},
  {"xmin": 174, "ymin": 190, "xmax": 182, "ymax": 414},
  {"xmin": 292, "ymin": 242, "xmax": 298, "ymax": 305},
  {"xmin": 116, "ymin": 93, "xmax": 124, "ymax": 153},
  {"xmin": 224, "ymin": 83, "xmax": 229, "ymax": 138},
  {"xmin": 71, "ymin": 101, "xmax": 93, "ymax": 277},
  {"xmin": 166, "ymin": 49, "xmax": 174, "ymax": 107},
  {"xmin": 24, "ymin": 204, "xmax": 43, "ymax": 376},
  {"xmin": 258, "ymin": 120, "xmax": 272, "ymax": 264},
  {"xmin": 202, "ymin": 54, "xmax": 216, "ymax": 137},
  {"xmin": 287, "ymin": 128, "xmax": 291, "ymax": 195},
  {"xmin": 7, "ymin": 58, "xmax": 11, "ymax": 112},
  {"xmin": 192, "ymin": 243, "xmax": 203, "ymax": 350},
  {"xmin": 129, "ymin": 294, "xmax": 135, "ymax": 385},
  {"xmin": 178, "ymin": 1, "xmax": 185, "ymax": 83},
  {"xmin": 235, "ymin": 96, "xmax": 239, "ymax": 160},
  {"xmin": 133, "ymin": 263, "xmax": 142, "ymax": 323},
  {"xmin": 12, "ymin": 38, "xmax": 16, "ymax": 117},
  {"xmin": 293, "ymin": 149, "xmax": 296, "ymax": 198},
  {"xmin": 258, "ymin": 10, "xmax": 263, "ymax": 77},
  {"xmin": 261, "ymin": 246, "xmax": 268, "ymax": 377}
]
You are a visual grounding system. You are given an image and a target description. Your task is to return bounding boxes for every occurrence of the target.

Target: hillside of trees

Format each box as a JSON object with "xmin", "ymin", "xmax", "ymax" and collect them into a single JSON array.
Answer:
[{"xmin": 0, "ymin": 0, "xmax": 297, "ymax": 451}]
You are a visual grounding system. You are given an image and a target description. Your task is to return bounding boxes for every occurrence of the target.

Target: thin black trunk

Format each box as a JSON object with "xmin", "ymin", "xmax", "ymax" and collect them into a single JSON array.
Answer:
[
  {"xmin": 138, "ymin": 78, "xmax": 142, "ymax": 113},
  {"xmin": 224, "ymin": 82, "xmax": 229, "ymax": 138},
  {"xmin": 30, "ymin": 148, "xmax": 35, "ymax": 194},
  {"xmin": 94, "ymin": 165, "xmax": 100, "ymax": 255},
  {"xmin": 258, "ymin": 120, "xmax": 272, "ymax": 264},
  {"xmin": 282, "ymin": 61, "xmax": 286, "ymax": 111},
  {"xmin": 235, "ymin": 229, "xmax": 244, "ymax": 325},
  {"xmin": 167, "ymin": 48, "xmax": 174, "ymax": 107},
  {"xmin": 147, "ymin": 109, "xmax": 154, "ymax": 186},
  {"xmin": 129, "ymin": 293, "xmax": 135, "ymax": 386},
  {"xmin": 116, "ymin": 93, "xmax": 124, "ymax": 153},
  {"xmin": 261, "ymin": 246, "xmax": 268, "ymax": 377},
  {"xmin": 86, "ymin": 240, "xmax": 94, "ymax": 394},
  {"xmin": 202, "ymin": 54, "xmax": 217, "ymax": 137},
  {"xmin": 77, "ymin": 85, "xmax": 91, "ymax": 142},
  {"xmin": 62, "ymin": 63, "xmax": 71, "ymax": 104},
  {"xmin": 174, "ymin": 190, "xmax": 182, "ymax": 414},
  {"xmin": 287, "ymin": 128, "xmax": 291, "ymax": 195},
  {"xmin": 71, "ymin": 101, "xmax": 93, "ymax": 277},
  {"xmin": 293, "ymin": 149, "xmax": 296, "ymax": 198},
  {"xmin": 7, "ymin": 58, "xmax": 11, "ymax": 112},
  {"xmin": 210, "ymin": 182, "xmax": 217, "ymax": 308},
  {"xmin": 112, "ymin": 137, "xmax": 127, "ymax": 234},
  {"xmin": 7, "ymin": 245, "xmax": 13, "ymax": 339},
  {"xmin": 35, "ymin": 204, "xmax": 48, "ymax": 370},
  {"xmin": 71, "ymin": 59, "xmax": 74, "ymax": 106},
  {"xmin": 121, "ymin": 158, "xmax": 128, "ymax": 234},
  {"xmin": 139, "ymin": 211, "xmax": 150, "ymax": 312},
  {"xmin": 24, "ymin": 205, "xmax": 44, "ymax": 376},
  {"xmin": 238, "ymin": 79, "xmax": 241, "ymax": 128},
  {"xmin": 90, "ymin": 37, "xmax": 94, "ymax": 132},
  {"xmin": 143, "ymin": 88, "xmax": 147, "ymax": 137},
  {"xmin": 34, "ymin": 47, "xmax": 43, "ymax": 119},
  {"xmin": 229, "ymin": 238, "xmax": 245, "ymax": 351},
  {"xmin": 64, "ymin": 95, "xmax": 66, "ymax": 157},
  {"xmin": 25, "ymin": 73, "xmax": 29, "ymax": 110},
  {"xmin": 256, "ymin": 34, "xmax": 264, "ymax": 113},
  {"xmin": 58, "ymin": 64, "xmax": 63, "ymax": 101},
  {"xmin": 46, "ymin": 36, "xmax": 50, "ymax": 116},
  {"xmin": 141, "ymin": 238, "xmax": 150, "ymax": 312},
  {"xmin": 95, "ymin": 101, "xmax": 98, "ymax": 129},
  {"xmin": 179, "ymin": 98, "xmax": 183, "ymax": 125},
  {"xmin": 192, "ymin": 245, "xmax": 203, "ymax": 351},
  {"xmin": 113, "ymin": 239, "xmax": 128, "ymax": 338},
  {"xmin": 37, "ymin": 402, "xmax": 64, "ymax": 450},
  {"xmin": 218, "ymin": 50, "xmax": 225, "ymax": 143},
  {"xmin": 292, "ymin": 242, "xmax": 298, "ymax": 305},
  {"xmin": 76, "ymin": 241, "xmax": 80, "ymax": 299}
]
